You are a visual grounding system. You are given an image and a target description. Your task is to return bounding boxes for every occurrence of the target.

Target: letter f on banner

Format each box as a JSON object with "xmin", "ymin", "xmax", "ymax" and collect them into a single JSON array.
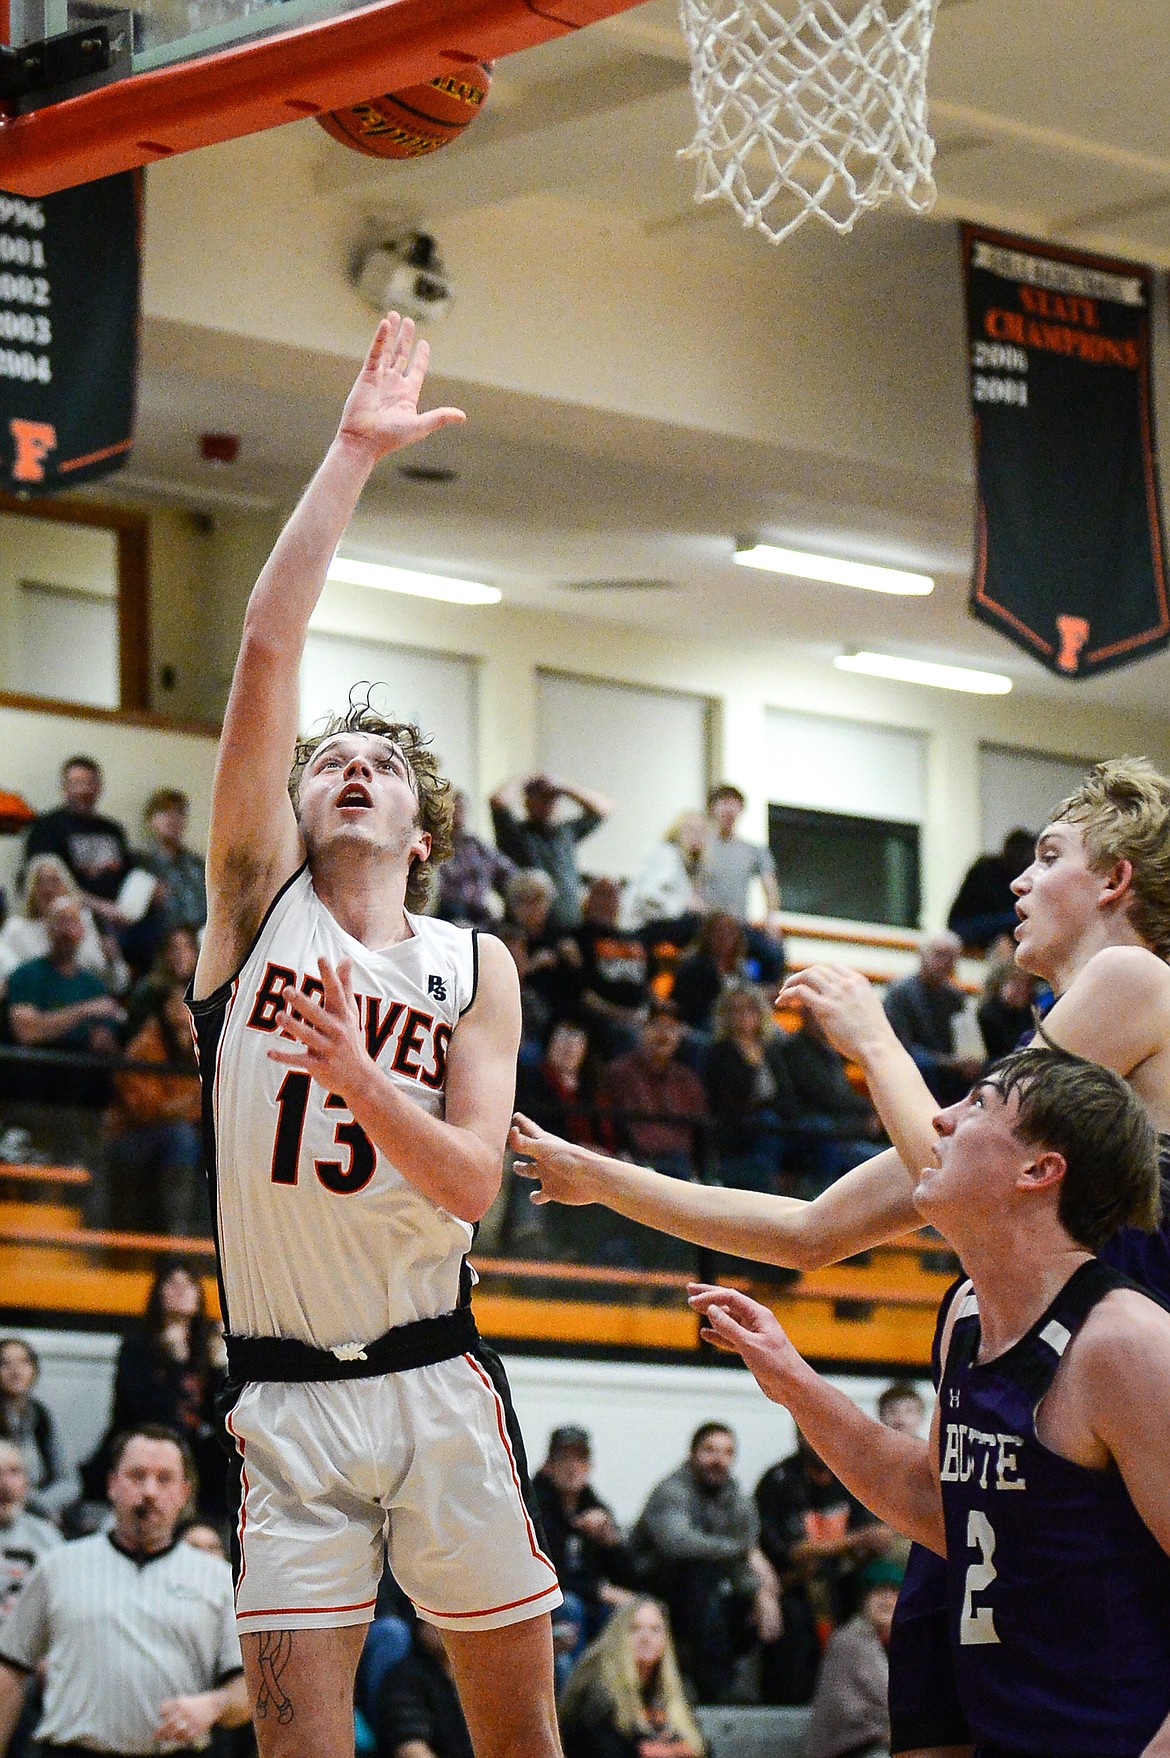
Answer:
[
  {"xmin": 10, "ymin": 419, "xmax": 57, "ymax": 483},
  {"xmin": 1056, "ymin": 614, "xmax": 1091, "ymax": 673}
]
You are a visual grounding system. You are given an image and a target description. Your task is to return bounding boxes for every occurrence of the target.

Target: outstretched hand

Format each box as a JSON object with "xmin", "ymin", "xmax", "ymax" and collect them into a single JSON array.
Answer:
[
  {"xmin": 688, "ymin": 1283, "xmax": 807, "ymax": 1406},
  {"xmin": 777, "ymin": 963, "xmax": 893, "ymax": 1063},
  {"xmin": 509, "ymin": 1113, "xmax": 602, "ymax": 1206},
  {"xmin": 269, "ymin": 956, "xmax": 369, "ymax": 1099},
  {"xmin": 336, "ymin": 312, "xmax": 466, "ymax": 461}
]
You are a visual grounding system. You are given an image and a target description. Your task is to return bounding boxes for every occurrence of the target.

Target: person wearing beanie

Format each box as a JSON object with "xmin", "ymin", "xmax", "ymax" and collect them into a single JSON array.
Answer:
[{"xmin": 805, "ymin": 1559, "xmax": 903, "ymax": 1758}]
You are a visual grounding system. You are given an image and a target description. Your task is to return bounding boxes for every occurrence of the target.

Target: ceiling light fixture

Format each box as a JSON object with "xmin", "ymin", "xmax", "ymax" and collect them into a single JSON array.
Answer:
[
  {"xmin": 833, "ymin": 651, "xmax": 1012, "ymax": 694},
  {"xmin": 734, "ymin": 541, "xmax": 933, "ymax": 596},
  {"xmin": 327, "ymin": 556, "xmax": 501, "ymax": 606}
]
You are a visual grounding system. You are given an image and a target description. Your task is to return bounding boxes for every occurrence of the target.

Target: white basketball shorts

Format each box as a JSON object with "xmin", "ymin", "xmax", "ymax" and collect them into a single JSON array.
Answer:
[{"xmin": 223, "ymin": 1344, "xmax": 561, "ymax": 1633}]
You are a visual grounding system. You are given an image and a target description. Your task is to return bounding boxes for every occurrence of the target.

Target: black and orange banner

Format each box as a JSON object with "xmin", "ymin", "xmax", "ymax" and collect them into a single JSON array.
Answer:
[
  {"xmin": 963, "ymin": 225, "xmax": 1169, "ymax": 678},
  {"xmin": 0, "ymin": 172, "xmax": 138, "ymax": 494}
]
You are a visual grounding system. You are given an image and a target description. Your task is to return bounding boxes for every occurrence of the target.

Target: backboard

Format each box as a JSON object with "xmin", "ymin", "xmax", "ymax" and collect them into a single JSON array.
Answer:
[{"xmin": 0, "ymin": 0, "xmax": 645, "ymax": 194}]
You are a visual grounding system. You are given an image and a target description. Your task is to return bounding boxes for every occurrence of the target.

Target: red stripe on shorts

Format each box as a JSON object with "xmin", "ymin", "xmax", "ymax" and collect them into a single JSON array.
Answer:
[
  {"xmin": 415, "ymin": 1581, "xmax": 562, "ymax": 1620},
  {"xmin": 236, "ymin": 1596, "xmax": 378, "ymax": 1619},
  {"xmin": 224, "ymin": 1405, "xmax": 248, "ymax": 1598},
  {"xmin": 462, "ymin": 1352, "xmax": 557, "ymax": 1574}
]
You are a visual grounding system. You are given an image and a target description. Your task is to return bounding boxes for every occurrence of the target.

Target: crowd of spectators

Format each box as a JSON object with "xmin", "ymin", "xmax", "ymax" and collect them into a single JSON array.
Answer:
[
  {"xmin": 0, "ymin": 745, "xmax": 1042, "ymax": 1758},
  {"xmin": 431, "ymin": 772, "xmax": 891, "ymax": 1251},
  {"xmin": 350, "ymin": 1403, "xmax": 921, "ymax": 1758},
  {"xmin": 0, "ymin": 1294, "xmax": 924, "ymax": 1758},
  {"xmin": 0, "ymin": 753, "xmax": 1037, "ymax": 1261},
  {"xmin": 0, "ymin": 758, "xmax": 208, "ymax": 1227}
]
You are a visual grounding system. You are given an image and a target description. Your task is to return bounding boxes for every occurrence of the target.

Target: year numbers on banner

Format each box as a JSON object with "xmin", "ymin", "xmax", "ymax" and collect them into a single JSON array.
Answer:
[
  {"xmin": 0, "ymin": 275, "xmax": 51, "ymax": 309},
  {"xmin": 0, "ymin": 198, "xmax": 45, "ymax": 231},
  {"xmin": 0, "ymin": 350, "xmax": 51, "ymax": 383},
  {"xmin": 0, "ymin": 312, "xmax": 51, "ymax": 346},
  {"xmin": 0, "ymin": 235, "xmax": 47, "ymax": 268}
]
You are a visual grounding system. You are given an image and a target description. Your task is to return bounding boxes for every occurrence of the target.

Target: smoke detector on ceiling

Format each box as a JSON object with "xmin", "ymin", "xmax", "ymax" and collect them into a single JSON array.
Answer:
[{"xmin": 351, "ymin": 232, "xmax": 453, "ymax": 324}]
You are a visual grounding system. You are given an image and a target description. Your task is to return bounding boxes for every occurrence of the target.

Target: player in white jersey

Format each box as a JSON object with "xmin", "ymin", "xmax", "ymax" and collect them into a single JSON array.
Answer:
[{"xmin": 188, "ymin": 314, "xmax": 562, "ymax": 1758}]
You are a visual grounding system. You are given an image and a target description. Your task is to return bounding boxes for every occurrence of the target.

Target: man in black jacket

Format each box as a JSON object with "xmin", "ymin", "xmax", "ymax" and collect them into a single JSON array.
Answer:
[{"xmin": 530, "ymin": 1427, "xmax": 632, "ymax": 1683}]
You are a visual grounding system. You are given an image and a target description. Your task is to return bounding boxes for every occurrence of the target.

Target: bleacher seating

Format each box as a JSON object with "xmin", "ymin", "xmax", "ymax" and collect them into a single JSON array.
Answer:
[
  {"xmin": 0, "ymin": 914, "xmax": 963, "ymax": 1363},
  {"xmin": 697, "ymin": 1704, "xmax": 811, "ymax": 1758}
]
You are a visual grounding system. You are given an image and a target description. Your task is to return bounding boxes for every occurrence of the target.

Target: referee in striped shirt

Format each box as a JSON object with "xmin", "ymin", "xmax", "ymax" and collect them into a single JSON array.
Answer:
[{"xmin": 0, "ymin": 1424, "xmax": 248, "ymax": 1758}]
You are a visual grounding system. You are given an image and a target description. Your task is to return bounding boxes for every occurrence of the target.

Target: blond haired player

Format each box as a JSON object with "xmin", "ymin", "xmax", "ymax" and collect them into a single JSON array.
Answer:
[
  {"xmin": 190, "ymin": 315, "xmax": 561, "ymax": 1758},
  {"xmin": 513, "ymin": 757, "xmax": 1170, "ymax": 1756}
]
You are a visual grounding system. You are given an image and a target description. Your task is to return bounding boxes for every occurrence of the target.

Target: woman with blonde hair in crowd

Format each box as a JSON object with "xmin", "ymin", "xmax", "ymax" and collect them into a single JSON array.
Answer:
[
  {"xmin": 620, "ymin": 812, "xmax": 708, "ymax": 942},
  {"xmin": 0, "ymin": 855, "xmax": 127, "ymax": 996},
  {"xmin": 559, "ymin": 1597, "xmax": 706, "ymax": 1758},
  {"xmin": 704, "ymin": 983, "xmax": 797, "ymax": 1192}
]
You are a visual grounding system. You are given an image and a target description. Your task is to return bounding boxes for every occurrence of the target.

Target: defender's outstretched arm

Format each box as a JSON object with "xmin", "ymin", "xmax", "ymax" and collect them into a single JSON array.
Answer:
[{"xmin": 509, "ymin": 1116, "xmax": 920, "ymax": 1272}]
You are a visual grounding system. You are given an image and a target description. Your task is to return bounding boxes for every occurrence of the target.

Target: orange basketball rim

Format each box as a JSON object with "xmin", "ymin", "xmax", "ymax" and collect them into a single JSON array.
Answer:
[{"xmin": 0, "ymin": 0, "xmax": 641, "ymax": 196}]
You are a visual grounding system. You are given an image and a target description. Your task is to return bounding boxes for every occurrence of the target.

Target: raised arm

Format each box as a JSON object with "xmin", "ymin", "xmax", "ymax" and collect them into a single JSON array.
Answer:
[
  {"xmin": 779, "ymin": 964, "xmax": 942, "ymax": 1182},
  {"xmin": 690, "ymin": 1284, "xmax": 945, "ymax": 1553},
  {"xmin": 554, "ymin": 777, "xmax": 614, "ymax": 821},
  {"xmin": 196, "ymin": 315, "xmax": 464, "ymax": 997},
  {"xmin": 508, "ymin": 1117, "xmax": 920, "ymax": 1271}
]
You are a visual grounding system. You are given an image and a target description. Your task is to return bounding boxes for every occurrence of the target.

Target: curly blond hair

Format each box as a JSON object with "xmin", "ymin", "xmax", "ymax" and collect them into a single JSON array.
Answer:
[
  {"xmin": 289, "ymin": 690, "xmax": 454, "ymax": 913},
  {"xmin": 1049, "ymin": 757, "xmax": 1170, "ymax": 958}
]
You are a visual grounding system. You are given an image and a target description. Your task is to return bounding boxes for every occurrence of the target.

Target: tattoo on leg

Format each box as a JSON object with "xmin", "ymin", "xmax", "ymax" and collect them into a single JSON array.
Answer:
[{"xmin": 256, "ymin": 1630, "xmax": 295, "ymax": 1725}]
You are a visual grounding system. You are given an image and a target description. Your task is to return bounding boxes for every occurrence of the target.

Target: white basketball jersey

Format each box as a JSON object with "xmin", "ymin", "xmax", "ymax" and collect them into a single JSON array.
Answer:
[{"xmin": 189, "ymin": 867, "xmax": 480, "ymax": 1351}]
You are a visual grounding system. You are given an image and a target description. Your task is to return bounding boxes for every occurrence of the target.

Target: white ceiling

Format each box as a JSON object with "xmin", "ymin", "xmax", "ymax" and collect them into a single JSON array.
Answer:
[{"xmin": 118, "ymin": 0, "xmax": 1170, "ymax": 717}]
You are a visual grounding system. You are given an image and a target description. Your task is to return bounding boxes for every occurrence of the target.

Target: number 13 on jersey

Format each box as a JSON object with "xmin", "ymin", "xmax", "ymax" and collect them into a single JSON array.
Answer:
[{"xmin": 270, "ymin": 1071, "xmax": 377, "ymax": 1194}]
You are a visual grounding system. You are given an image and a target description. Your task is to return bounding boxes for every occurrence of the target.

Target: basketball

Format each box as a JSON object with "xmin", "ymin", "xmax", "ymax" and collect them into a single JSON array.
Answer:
[{"xmin": 318, "ymin": 62, "xmax": 492, "ymax": 159}]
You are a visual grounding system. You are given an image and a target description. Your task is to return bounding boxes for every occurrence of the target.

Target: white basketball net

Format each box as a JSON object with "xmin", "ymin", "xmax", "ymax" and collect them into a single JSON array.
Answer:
[{"xmin": 678, "ymin": 0, "xmax": 940, "ymax": 244}]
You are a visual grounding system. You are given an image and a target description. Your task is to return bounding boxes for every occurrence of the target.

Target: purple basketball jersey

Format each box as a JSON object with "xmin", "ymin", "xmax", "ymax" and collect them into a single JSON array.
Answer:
[{"xmin": 939, "ymin": 1259, "xmax": 1170, "ymax": 1757}]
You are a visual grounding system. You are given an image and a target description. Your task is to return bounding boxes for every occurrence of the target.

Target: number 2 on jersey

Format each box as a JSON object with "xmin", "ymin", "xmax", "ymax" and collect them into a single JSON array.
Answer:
[
  {"xmin": 270, "ymin": 1071, "xmax": 377, "ymax": 1194},
  {"xmin": 960, "ymin": 1508, "xmax": 1000, "ymax": 1645}
]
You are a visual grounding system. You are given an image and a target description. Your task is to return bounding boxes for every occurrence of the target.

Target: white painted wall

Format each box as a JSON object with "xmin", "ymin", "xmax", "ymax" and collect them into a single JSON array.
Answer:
[
  {"xmin": 979, "ymin": 744, "xmax": 1100, "ymax": 851},
  {"xmin": 506, "ymin": 1353, "xmax": 932, "ymax": 1526},
  {"xmin": 534, "ymin": 671, "xmax": 711, "ymax": 878},
  {"xmin": 309, "ymin": 575, "xmax": 1170, "ymax": 933},
  {"xmin": 301, "ymin": 630, "xmax": 481, "ymax": 807},
  {"xmin": 1, "ymin": 527, "xmax": 1167, "ymax": 937},
  {"xmin": 3, "ymin": 1327, "xmax": 119, "ymax": 1478},
  {"xmin": 10, "ymin": 1326, "xmax": 930, "ymax": 1525},
  {"xmin": 0, "ymin": 515, "xmax": 118, "ymax": 706}
]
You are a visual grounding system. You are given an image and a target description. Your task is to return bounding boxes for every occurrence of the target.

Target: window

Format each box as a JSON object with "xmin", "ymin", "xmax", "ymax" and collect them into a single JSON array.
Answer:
[
  {"xmin": 0, "ymin": 493, "xmax": 148, "ymax": 712},
  {"xmin": 769, "ymin": 803, "xmax": 921, "ymax": 928},
  {"xmin": 535, "ymin": 671, "xmax": 712, "ymax": 878}
]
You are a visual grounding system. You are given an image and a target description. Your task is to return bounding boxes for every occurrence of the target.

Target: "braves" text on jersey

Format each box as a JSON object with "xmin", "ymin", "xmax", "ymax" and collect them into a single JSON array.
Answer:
[{"xmin": 245, "ymin": 960, "xmax": 452, "ymax": 1090}]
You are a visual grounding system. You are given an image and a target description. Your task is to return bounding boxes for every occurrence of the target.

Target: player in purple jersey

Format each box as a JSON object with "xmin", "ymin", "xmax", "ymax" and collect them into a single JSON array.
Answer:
[
  {"xmin": 513, "ymin": 757, "xmax": 1170, "ymax": 1757},
  {"xmin": 689, "ymin": 1045, "xmax": 1170, "ymax": 1758},
  {"xmin": 777, "ymin": 759, "xmax": 1170, "ymax": 1756}
]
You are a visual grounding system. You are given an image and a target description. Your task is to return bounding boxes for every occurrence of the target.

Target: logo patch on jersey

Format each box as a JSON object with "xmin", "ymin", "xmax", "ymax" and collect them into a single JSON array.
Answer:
[{"xmin": 427, "ymin": 975, "xmax": 447, "ymax": 1000}]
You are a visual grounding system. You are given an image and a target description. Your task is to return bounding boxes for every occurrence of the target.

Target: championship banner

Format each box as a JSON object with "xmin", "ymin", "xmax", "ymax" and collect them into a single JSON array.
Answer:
[
  {"xmin": 0, "ymin": 172, "xmax": 139, "ymax": 494},
  {"xmin": 962, "ymin": 225, "xmax": 1169, "ymax": 678}
]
